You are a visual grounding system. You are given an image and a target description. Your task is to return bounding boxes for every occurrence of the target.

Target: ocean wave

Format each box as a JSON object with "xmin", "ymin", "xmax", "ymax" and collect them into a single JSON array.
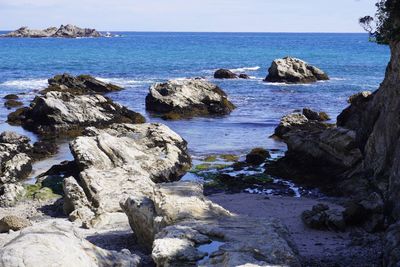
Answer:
[
  {"xmin": 229, "ymin": 66, "xmax": 261, "ymax": 73},
  {"xmin": 0, "ymin": 78, "xmax": 48, "ymax": 90},
  {"xmin": 96, "ymin": 77, "xmax": 155, "ymax": 87}
]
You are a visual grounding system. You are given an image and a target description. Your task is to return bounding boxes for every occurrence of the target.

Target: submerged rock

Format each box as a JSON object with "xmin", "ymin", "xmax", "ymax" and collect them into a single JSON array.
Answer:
[
  {"xmin": 0, "ymin": 221, "xmax": 141, "ymax": 267},
  {"xmin": 264, "ymin": 57, "xmax": 329, "ymax": 83},
  {"xmin": 63, "ymin": 123, "xmax": 191, "ymax": 226},
  {"xmin": 7, "ymin": 92, "xmax": 145, "ymax": 137},
  {"xmin": 4, "ymin": 99, "xmax": 23, "ymax": 109},
  {"xmin": 122, "ymin": 181, "xmax": 301, "ymax": 266},
  {"xmin": 145, "ymin": 78, "xmax": 235, "ymax": 120},
  {"xmin": 1, "ymin": 24, "xmax": 102, "ymax": 38},
  {"xmin": 43, "ymin": 73, "xmax": 122, "ymax": 95}
]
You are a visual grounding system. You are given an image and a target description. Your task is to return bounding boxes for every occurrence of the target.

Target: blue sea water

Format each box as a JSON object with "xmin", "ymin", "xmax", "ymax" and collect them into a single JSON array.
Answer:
[{"xmin": 0, "ymin": 32, "xmax": 390, "ymax": 156}]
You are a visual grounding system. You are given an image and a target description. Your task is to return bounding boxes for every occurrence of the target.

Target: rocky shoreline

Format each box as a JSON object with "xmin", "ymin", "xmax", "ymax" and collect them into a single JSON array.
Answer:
[{"xmin": 0, "ymin": 47, "xmax": 392, "ymax": 267}]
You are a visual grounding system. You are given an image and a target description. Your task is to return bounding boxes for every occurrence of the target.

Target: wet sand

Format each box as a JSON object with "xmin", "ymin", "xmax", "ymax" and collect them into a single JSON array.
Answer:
[{"xmin": 209, "ymin": 193, "xmax": 383, "ymax": 267}]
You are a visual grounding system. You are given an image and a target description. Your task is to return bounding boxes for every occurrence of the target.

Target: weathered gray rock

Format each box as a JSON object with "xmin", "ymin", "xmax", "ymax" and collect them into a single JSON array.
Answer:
[
  {"xmin": 7, "ymin": 92, "xmax": 145, "ymax": 137},
  {"xmin": 0, "ymin": 183, "xmax": 26, "ymax": 207},
  {"xmin": 0, "ymin": 132, "xmax": 33, "ymax": 185},
  {"xmin": 264, "ymin": 57, "xmax": 329, "ymax": 83},
  {"xmin": 63, "ymin": 123, "xmax": 191, "ymax": 226},
  {"xmin": 122, "ymin": 181, "xmax": 301, "ymax": 266},
  {"xmin": 0, "ymin": 215, "xmax": 31, "ymax": 233},
  {"xmin": 43, "ymin": 73, "xmax": 122, "ymax": 95},
  {"xmin": 1, "ymin": 25, "xmax": 102, "ymax": 38},
  {"xmin": 0, "ymin": 221, "xmax": 141, "ymax": 267},
  {"xmin": 145, "ymin": 78, "xmax": 235, "ymax": 120}
]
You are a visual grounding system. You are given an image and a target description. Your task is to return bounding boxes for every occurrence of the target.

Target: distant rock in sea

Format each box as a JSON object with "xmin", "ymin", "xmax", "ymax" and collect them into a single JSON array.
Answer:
[
  {"xmin": 264, "ymin": 57, "xmax": 329, "ymax": 84},
  {"xmin": 0, "ymin": 24, "xmax": 103, "ymax": 38}
]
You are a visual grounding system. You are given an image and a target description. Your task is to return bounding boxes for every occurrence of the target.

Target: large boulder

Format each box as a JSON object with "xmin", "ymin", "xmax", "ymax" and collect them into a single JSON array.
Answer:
[
  {"xmin": 43, "ymin": 73, "xmax": 122, "ymax": 95},
  {"xmin": 63, "ymin": 123, "xmax": 191, "ymax": 226},
  {"xmin": 1, "ymin": 25, "xmax": 102, "ymax": 38},
  {"xmin": 267, "ymin": 111, "xmax": 362, "ymax": 194},
  {"xmin": 0, "ymin": 183, "xmax": 26, "ymax": 207},
  {"xmin": 0, "ymin": 215, "xmax": 31, "ymax": 233},
  {"xmin": 145, "ymin": 78, "xmax": 236, "ymax": 120},
  {"xmin": 122, "ymin": 181, "xmax": 300, "ymax": 266},
  {"xmin": 264, "ymin": 57, "xmax": 329, "ymax": 83},
  {"xmin": 0, "ymin": 221, "xmax": 140, "ymax": 267},
  {"xmin": 7, "ymin": 92, "xmax": 145, "ymax": 137}
]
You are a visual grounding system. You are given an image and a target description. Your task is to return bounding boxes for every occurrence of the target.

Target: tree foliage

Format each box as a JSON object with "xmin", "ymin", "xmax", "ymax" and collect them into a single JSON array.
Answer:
[{"xmin": 359, "ymin": 0, "xmax": 400, "ymax": 44}]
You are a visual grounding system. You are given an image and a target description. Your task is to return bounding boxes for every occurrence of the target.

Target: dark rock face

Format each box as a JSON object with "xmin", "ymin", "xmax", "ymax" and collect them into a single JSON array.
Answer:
[
  {"xmin": 1, "ymin": 25, "xmax": 102, "ymax": 38},
  {"xmin": 245, "ymin": 148, "xmax": 270, "ymax": 165},
  {"xmin": 239, "ymin": 73, "xmax": 250, "ymax": 79},
  {"xmin": 7, "ymin": 92, "xmax": 145, "ymax": 137},
  {"xmin": 214, "ymin": 69, "xmax": 238, "ymax": 79},
  {"xmin": 264, "ymin": 57, "xmax": 329, "ymax": 84},
  {"xmin": 3, "ymin": 94, "xmax": 19, "ymax": 100},
  {"xmin": 302, "ymin": 108, "xmax": 330, "ymax": 121},
  {"xmin": 145, "ymin": 78, "xmax": 236, "ymax": 120},
  {"xmin": 43, "ymin": 73, "xmax": 122, "ymax": 95}
]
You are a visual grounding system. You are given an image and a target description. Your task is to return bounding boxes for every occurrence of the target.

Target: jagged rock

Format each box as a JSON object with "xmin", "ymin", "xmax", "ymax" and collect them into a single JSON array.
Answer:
[
  {"xmin": 145, "ymin": 78, "xmax": 235, "ymax": 120},
  {"xmin": 302, "ymin": 108, "xmax": 330, "ymax": 121},
  {"xmin": 0, "ymin": 221, "xmax": 141, "ymax": 267},
  {"xmin": 214, "ymin": 69, "xmax": 238, "ymax": 79},
  {"xmin": 264, "ymin": 57, "xmax": 329, "ymax": 83},
  {"xmin": 43, "ymin": 73, "xmax": 122, "ymax": 95},
  {"xmin": 63, "ymin": 123, "xmax": 191, "ymax": 226},
  {"xmin": 0, "ymin": 183, "xmax": 26, "ymax": 207},
  {"xmin": 337, "ymin": 91, "xmax": 373, "ymax": 128},
  {"xmin": 7, "ymin": 92, "xmax": 145, "ymax": 137},
  {"xmin": 301, "ymin": 204, "xmax": 346, "ymax": 231},
  {"xmin": 122, "ymin": 181, "xmax": 300, "ymax": 266},
  {"xmin": 0, "ymin": 132, "xmax": 33, "ymax": 185},
  {"xmin": 245, "ymin": 147, "xmax": 270, "ymax": 165},
  {"xmin": 0, "ymin": 215, "xmax": 31, "ymax": 233},
  {"xmin": 1, "ymin": 25, "xmax": 102, "ymax": 38},
  {"xmin": 273, "ymin": 112, "xmax": 332, "ymax": 139},
  {"xmin": 63, "ymin": 176, "xmax": 94, "ymax": 223}
]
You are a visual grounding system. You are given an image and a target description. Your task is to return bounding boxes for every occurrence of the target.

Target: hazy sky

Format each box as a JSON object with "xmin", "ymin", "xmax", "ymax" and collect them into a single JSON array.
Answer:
[{"xmin": 0, "ymin": 0, "xmax": 377, "ymax": 32}]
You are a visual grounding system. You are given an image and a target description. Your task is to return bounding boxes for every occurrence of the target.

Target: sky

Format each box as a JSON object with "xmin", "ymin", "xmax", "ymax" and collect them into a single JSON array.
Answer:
[{"xmin": 0, "ymin": 0, "xmax": 377, "ymax": 32}]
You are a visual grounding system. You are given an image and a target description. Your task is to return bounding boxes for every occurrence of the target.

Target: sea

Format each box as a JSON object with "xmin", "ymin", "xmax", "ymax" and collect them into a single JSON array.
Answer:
[{"xmin": 0, "ymin": 32, "xmax": 390, "ymax": 160}]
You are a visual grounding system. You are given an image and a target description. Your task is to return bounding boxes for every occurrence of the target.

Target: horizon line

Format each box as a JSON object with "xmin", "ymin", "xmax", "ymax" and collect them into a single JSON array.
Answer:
[{"xmin": 0, "ymin": 29, "xmax": 369, "ymax": 34}]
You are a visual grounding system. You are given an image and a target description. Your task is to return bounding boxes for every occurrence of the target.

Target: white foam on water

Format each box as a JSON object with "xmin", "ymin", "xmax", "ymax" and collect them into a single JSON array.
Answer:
[
  {"xmin": 229, "ymin": 66, "xmax": 261, "ymax": 73},
  {"xmin": 0, "ymin": 78, "xmax": 48, "ymax": 90},
  {"xmin": 96, "ymin": 77, "xmax": 155, "ymax": 87}
]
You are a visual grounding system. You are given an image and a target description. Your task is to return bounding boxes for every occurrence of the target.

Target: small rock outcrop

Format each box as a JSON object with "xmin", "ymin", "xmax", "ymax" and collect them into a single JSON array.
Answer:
[
  {"xmin": 264, "ymin": 57, "xmax": 329, "ymax": 83},
  {"xmin": 122, "ymin": 181, "xmax": 301, "ymax": 266},
  {"xmin": 245, "ymin": 147, "xmax": 270, "ymax": 165},
  {"xmin": 0, "ymin": 215, "xmax": 31, "ymax": 233},
  {"xmin": 7, "ymin": 92, "xmax": 145, "ymax": 137},
  {"xmin": 301, "ymin": 204, "xmax": 345, "ymax": 232},
  {"xmin": 214, "ymin": 69, "xmax": 238, "ymax": 79},
  {"xmin": 63, "ymin": 123, "xmax": 191, "ymax": 226},
  {"xmin": 0, "ymin": 221, "xmax": 141, "ymax": 267},
  {"xmin": 0, "ymin": 183, "xmax": 26, "ymax": 207},
  {"xmin": 1, "ymin": 25, "xmax": 102, "ymax": 38},
  {"xmin": 42, "ymin": 73, "xmax": 122, "ymax": 95},
  {"xmin": 145, "ymin": 78, "xmax": 236, "ymax": 120},
  {"xmin": 0, "ymin": 132, "xmax": 33, "ymax": 185}
]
